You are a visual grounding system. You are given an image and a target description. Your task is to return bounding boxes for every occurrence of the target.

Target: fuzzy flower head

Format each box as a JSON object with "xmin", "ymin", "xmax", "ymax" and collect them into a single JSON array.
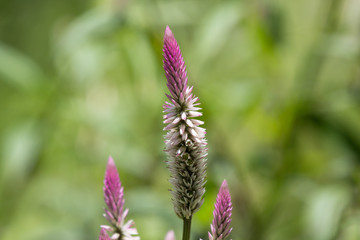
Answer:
[
  {"xmin": 101, "ymin": 157, "xmax": 140, "ymax": 240},
  {"xmin": 162, "ymin": 26, "xmax": 208, "ymax": 219},
  {"xmin": 208, "ymin": 180, "xmax": 233, "ymax": 240}
]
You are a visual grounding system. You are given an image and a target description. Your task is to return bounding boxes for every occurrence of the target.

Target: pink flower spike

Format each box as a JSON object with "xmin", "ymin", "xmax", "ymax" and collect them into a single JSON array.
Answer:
[
  {"xmin": 104, "ymin": 156, "xmax": 124, "ymax": 225},
  {"xmin": 164, "ymin": 230, "xmax": 176, "ymax": 240},
  {"xmin": 163, "ymin": 26, "xmax": 207, "ymax": 220},
  {"xmin": 102, "ymin": 156, "xmax": 140, "ymax": 240},
  {"xmin": 208, "ymin": 180, "xmax": 233, "ymax": 240}
]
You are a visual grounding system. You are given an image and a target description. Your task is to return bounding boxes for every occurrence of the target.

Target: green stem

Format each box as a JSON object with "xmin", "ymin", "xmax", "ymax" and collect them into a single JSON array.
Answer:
[{"xmin": 182, "ymin": 217, "xmax": 192, "ymax": 240}]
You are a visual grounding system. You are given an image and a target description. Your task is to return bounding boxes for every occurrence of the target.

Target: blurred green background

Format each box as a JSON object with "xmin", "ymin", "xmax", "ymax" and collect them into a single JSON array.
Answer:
[{"xmin": 0, "ymin": 0, "xmax": 360, "ymax": 239}]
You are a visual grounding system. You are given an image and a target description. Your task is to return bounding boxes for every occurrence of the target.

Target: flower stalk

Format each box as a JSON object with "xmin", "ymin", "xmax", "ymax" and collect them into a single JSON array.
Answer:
[{"xmin": 182, "ymin": 218, "xmax": 192, "ymax": 240}]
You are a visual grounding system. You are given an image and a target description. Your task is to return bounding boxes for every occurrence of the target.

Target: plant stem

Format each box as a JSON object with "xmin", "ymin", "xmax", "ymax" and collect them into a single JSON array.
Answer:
[{"xmin": 182, "ymin": 217, "xmax": 192, "ymax": 240}]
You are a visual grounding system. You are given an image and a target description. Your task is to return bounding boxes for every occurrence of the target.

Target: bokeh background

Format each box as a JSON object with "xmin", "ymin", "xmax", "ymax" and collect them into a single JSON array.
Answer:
[{"xmin": 1, "ymin": 0, "xmax": 360, "ymax": 239}]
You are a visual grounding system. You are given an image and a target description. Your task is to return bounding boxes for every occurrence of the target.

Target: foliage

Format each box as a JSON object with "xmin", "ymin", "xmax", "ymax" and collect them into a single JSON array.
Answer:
[{"xmin": 0, "ymin": 0, "xmax": 359, "ymax": 239}]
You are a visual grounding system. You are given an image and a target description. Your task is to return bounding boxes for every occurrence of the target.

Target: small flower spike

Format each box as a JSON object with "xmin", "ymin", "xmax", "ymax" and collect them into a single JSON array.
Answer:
[
  {"xmin": 208, "ymin": 180, "xmax": 233, "ymax": 240},
  {"xmin": 99, "ymin": 227, "xmax": 111, "ymax": 240},
  {"xmin": 162, "ymin": 25, "xmax": 208, "ymax": 219},
  {"xmin": 165, "ymin": 230, "xmax": 176, "ymax": 240},
  {"xmin": 101, "ymin": 157, "xmax": 140, "ymax": 240}
]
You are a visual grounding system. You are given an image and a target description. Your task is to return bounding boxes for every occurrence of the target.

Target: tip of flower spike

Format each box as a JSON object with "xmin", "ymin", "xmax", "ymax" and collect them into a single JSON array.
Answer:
[
  {"xmin": 164, "ymin": 25, "xmax": 174, "ymax": 41},
  {"xmin": 105, "ymin": 156, "xmax": 119, "ymax": 187},
  {"xmin": 105, "ymin": 157, "xmax": 119, "ymax": 181},
  {"xmin": 221, "ymin": 179, "xmax": 228, "ymax": 190},
  {"xmin": 165, "ymin": 230, "xmax": 176, "ymax": 240},
  {"xmin": 208, "ymin": 179, "xmax": 232, "ymax": 240},
  {"xmin": 107, "ymin": 156, "xmax": 116, "ymax": 169}
]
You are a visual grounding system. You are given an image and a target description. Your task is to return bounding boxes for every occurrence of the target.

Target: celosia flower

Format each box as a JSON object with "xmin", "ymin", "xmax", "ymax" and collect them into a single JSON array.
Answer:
[
  {"xmin": 208, "ymin": 180, "xmax": 233, "ymax": 240},
  {"xmin": 164, "ymin": 230, "xmax": 176, "ymax": 240},
  {"xmin": 162, "ymin": 26, "xmax": 208, "ymax": 219},
  {"xmin": 101, "ymin": 157, "xmax": 140, "ymax": 240}
]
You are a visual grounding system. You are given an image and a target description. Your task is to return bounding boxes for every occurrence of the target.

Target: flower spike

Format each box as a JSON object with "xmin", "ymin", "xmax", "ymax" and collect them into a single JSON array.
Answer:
[
  {"xmin": 101, "ymin": 157, "xmax": 140, "ymax": 240},
  {"xmin": 208, "ymin": 180, "xmax": 233, "ymax": 240},
  {"xmin": 162, "ymin": 26, "xmax": 208, "ymax": 219},
  {"xmin": 164, "ymin": 230, "xmax": 176, "ymax": 240}
]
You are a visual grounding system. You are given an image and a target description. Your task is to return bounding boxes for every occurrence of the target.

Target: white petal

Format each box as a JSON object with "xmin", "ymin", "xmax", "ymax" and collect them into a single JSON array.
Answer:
[
  {"xmin": 190, "ymin": 128, "xmax": 198, "ymax": 137},
  {"xmin": 188, "ymin": 111, "xmax": 202, "ymax": 117},
  {"xmin": 186, "ymin": 119, "xmax": 194, "ymax": 127},
  {"xmin": 181, "ymin": 112, "xmax": 187, "ymax": 120},
  {"xmin": 179, "ymin": 124, "xmax": 185, "ymax": 135}
]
